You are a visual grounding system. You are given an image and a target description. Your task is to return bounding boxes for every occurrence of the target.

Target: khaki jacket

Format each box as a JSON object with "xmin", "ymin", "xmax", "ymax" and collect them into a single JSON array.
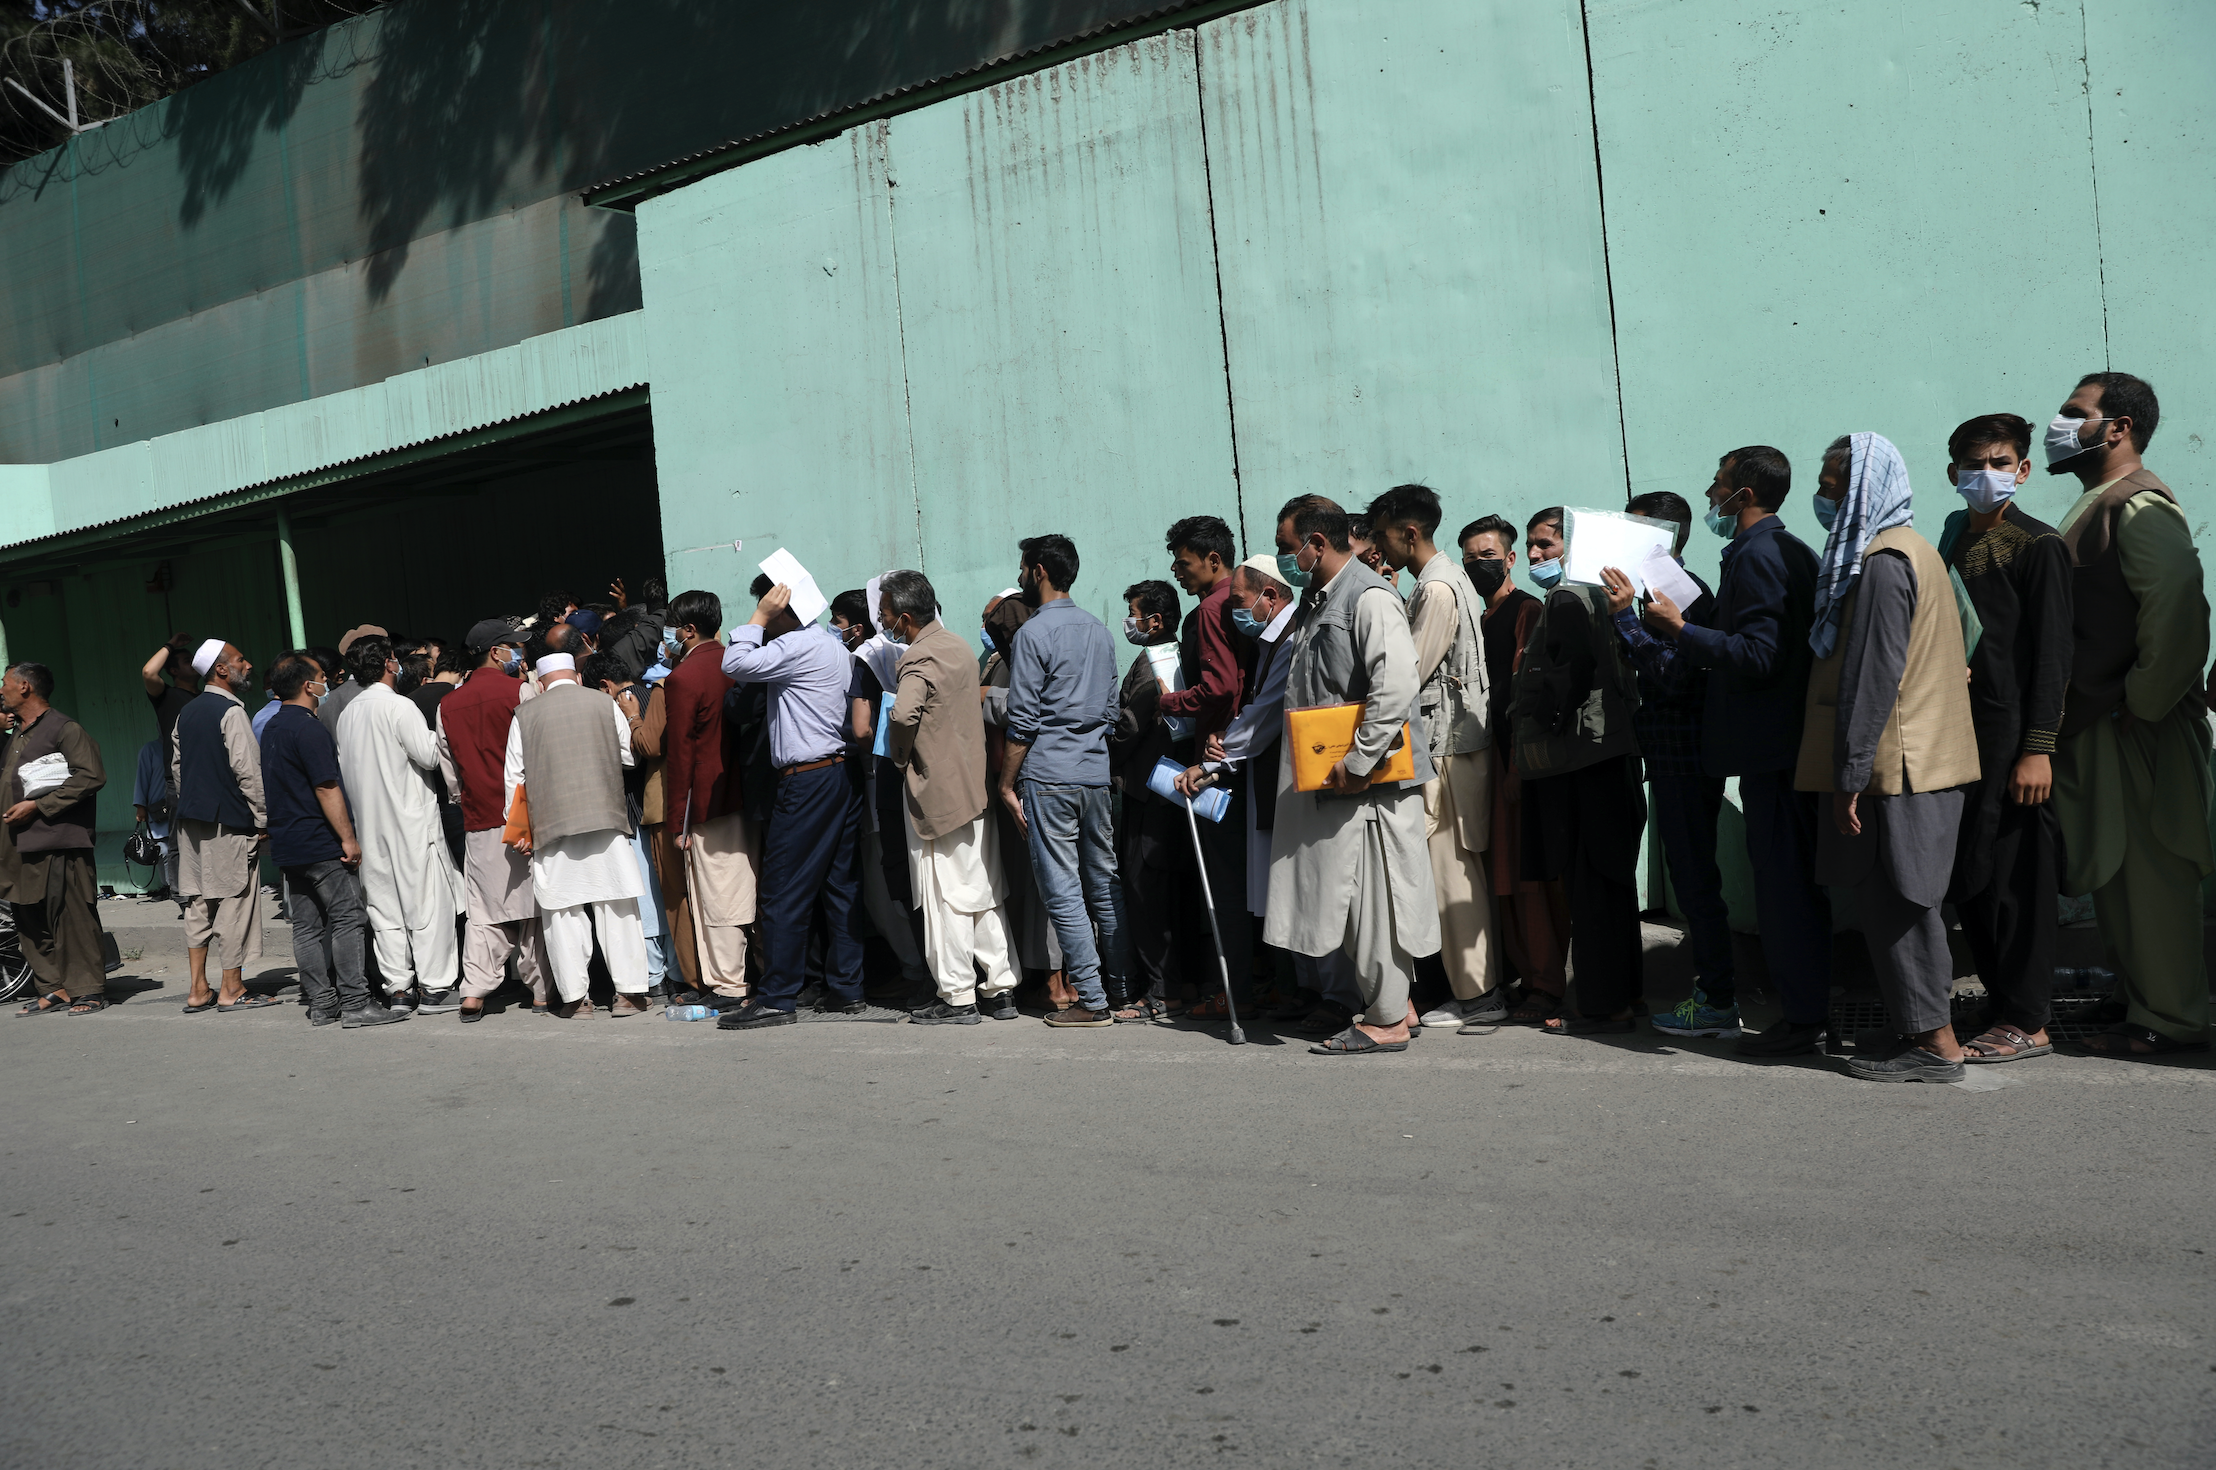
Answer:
[{"xmin": 889, "ymin": 622, "xmax": 990, "ymax": 842}]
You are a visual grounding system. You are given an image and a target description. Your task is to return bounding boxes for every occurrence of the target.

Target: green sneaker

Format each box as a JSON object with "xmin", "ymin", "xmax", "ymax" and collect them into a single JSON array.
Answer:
[{"xmin": 1650, "ymin": 992, "xmax": 1741, "ymax": 1038}]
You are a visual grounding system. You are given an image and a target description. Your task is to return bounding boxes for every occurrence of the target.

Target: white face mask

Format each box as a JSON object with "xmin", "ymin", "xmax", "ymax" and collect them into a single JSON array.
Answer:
[
  {"xmin": 1956, "ymin": 467, "xmax": 2019, "ymax": 513},
  {"xmin": 2044, "ymin": 415, "xmax": 2110, "ymax": 469}
]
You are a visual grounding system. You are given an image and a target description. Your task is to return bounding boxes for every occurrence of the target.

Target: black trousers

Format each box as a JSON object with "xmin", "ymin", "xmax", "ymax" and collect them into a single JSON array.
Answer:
[
  {"xmin": 1118, "ymin": 796, "xmax": 1206, "ymax": 1003},
  {"xmin": 1523, "ymin": 754, "xmax": 1646, "ymax": 1019},
  {"xmin": 283, "ymin": 859, "xmax": 371, "ymax": 1018},
  {"xmin": 1957, "ymin": 798, "xmax": 2060, "ymax": 1034}
]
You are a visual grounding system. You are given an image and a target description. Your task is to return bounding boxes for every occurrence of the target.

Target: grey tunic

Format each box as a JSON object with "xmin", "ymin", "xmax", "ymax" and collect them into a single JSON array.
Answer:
[{"xmin": 1814, "ymin": 550, "xmax": 1964, "ymax": 903}]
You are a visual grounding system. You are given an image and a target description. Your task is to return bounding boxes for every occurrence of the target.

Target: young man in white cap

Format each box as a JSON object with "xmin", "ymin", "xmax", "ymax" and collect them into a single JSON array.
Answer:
[
  {"xmin": 172, "ymin": 638, "xmax": 274, "ymax": 1012},
  {"xmin": 505, "ymin": 652, "xmax": 653, "ymax": 1017},
  {"xmin": 335, "ymin": 636, "xmax": 464, "ymax": 1013}
]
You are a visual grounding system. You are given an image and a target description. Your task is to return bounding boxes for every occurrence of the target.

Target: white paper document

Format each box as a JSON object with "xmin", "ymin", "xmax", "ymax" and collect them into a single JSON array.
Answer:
[
  {"xmin": 757, "ymin": 548, "xmax": 829, "ymax": 625},
  {"xmin": 1635, "ymin": 545, "xmax": 1704, "ymax": 610},
  {"xmin": 1561, "ymin": 508, "xmax": 1678, "ymax": 593}
]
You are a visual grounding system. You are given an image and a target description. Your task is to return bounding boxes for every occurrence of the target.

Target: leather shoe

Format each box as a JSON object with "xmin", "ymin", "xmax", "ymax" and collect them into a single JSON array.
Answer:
[{"xmin": 716, "ymin": 1002, "xmax": 797, "ymax": 1031}]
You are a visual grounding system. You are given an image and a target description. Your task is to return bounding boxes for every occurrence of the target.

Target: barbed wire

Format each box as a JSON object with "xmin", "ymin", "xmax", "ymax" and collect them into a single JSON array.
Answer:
[{"xmin": 0, "ymin": 1, "xmax": 383, "ymax": 167}]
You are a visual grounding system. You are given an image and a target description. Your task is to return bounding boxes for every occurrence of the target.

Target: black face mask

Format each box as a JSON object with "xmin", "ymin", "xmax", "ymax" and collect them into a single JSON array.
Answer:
[{"xmin": 1464, "ymin": 557, "xmax": 1507, "ymax": 597}]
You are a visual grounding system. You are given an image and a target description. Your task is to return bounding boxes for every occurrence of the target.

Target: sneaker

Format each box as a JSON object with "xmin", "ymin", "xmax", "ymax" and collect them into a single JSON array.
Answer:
[
  {"xmin": 1651, "ymin": 992, "xmax": 1742, "ymax": 1039},
  {"xmin": 1463, "ymin": 991, "xmax": 1511, "ymax": 1025},
  {"xmin": 384, "ymin": 988, "xmax": 420, "ymax": 1017},
  {"xmin": 417, "ymin": 987, "xmax": 462, "ymax": 1014},
  {"xmin": 716, "ymin": 1002, "xmax": 797, "ymax": 1031},
  {"xmin": 1416, "ymin": 999, "xmax": 1476, "ymax": 1029},
  {"xmin": 1735, "ymin": 1017, "xmax": 1825, "ymax": 1057},
  {"xmin": 340, "ymin": 1003, "xmax": 410, "ymax": 1029},
  {"xmin": 1042, "ymin": 1005, "xmax": 1112, "ymax": 1029},
  {"xmin": 1846, "ymin": 1046, "xmax": 1965, "ymax": 1084},
  {"xmin": 981, "ymin": 990, "xmax": 1020, "ymax": 1021},
  {"xmin": 910, "ymin": 1001, "xmax": 982, "ymax": 1025}
]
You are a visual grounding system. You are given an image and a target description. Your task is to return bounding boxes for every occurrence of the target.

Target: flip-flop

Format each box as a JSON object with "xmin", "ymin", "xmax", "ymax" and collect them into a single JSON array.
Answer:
[
  {"xmin": 1961, "ymin": 1024, "xmax": 2053, "ymax": 1063},
  {"xmin": 16, "ymin": 994, "xmax": 68, "ymax": 1017},
  {"xmin": 459, "ymin": 1004, "xmax": 486, "ymax": 1024},
  {"xmin": 1309, "ymin": 1024, "xmax": 1408, "ymax": 1055},
  {"xmin": 215, "ymin": 994, "xmax": 281, "ymax": 1013}
]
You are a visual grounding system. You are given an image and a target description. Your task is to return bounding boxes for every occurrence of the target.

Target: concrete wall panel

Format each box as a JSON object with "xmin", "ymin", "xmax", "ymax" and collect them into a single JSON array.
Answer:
[
  {"xmin": 889, "ymin": 31, "xmax": 1239, "ymax": 630},
  {"xmin": 1200, "ymin": 0, "xmax": 1626, "ymax": 536},
  {"xmin": 637, "ymin": 124, "xmax": 915, "ymax": 623},
  {"xmin": 1586, "ymin": 0, "xmax": 2116, "ymax": 577}
]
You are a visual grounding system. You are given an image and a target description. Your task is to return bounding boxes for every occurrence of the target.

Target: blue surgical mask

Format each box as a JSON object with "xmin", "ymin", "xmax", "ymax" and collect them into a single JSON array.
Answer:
[
  {"xmin": 1813, "ymin": 496, "xmax": 1840, "ymax": 531},
  {"xmin": 1230, "ymin": 605, "xmax": 1266, "ymax": 637},
  {"xmin": 1529, "ymin": 558, "xmax": 1564, "ymax": 589},
  {"xmin": 1121, "ymin": 616, "xmax": 1149, "ymax": 646},
  {"xmin": 661, "ymin": 626, "xmax": 678, "ymax": 648},
  {"xmin": 1957, "ymin": 467, "xmax": 2018, "ymax": 513},
  {"xmin": 1704, "ymin": 487, "xmax": 1748, "ymax": 540},
  {"xmin": 1276, "ymin": 550, "xmax": 1311, "ymax": 588},
  {"xmin": 982, "ymin": 628, "xmax": 997, "ymax": 654}
]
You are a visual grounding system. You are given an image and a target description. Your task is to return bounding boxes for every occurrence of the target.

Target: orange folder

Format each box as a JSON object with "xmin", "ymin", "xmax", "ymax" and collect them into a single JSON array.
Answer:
[
  {"xmin": 500, "ymin": 784, "xmax": 532, "ymax": 848},
  {"xmin": 1286, "ymin": 702, "xmax": 1415, "ymax": 792}
]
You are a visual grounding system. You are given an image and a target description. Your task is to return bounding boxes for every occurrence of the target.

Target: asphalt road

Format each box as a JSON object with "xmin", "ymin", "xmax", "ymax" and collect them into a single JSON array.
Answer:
[{"xmin": 3, "ymin": 907, "xmax": 2212, "ymax": 1469}]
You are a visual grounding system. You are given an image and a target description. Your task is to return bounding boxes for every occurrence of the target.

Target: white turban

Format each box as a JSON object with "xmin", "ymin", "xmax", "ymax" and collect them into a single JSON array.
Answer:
[
  {"xmin": 534, "ymin": 654, "xmax": 576, "ymax": 678},
  {"xmin": 191, "ymin": 638, "xmax": 226, "ymax": 677}
]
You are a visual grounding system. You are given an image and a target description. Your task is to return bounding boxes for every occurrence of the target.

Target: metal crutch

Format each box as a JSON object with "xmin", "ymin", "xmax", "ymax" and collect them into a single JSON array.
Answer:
[{"xmin": 1181, "ymin": 790, "xmax": 1246, "ymax": 1045}]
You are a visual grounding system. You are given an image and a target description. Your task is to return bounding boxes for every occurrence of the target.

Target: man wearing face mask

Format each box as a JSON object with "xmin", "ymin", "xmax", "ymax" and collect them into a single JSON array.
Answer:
[
  {"xmin": 2044, "ymin": 372, "xmax": 2213, "ymax": 1056},
  {"xmin": 1365, "ymin": 484, "xmax": 1498, "ymax": 1032},
  {"xmin": 1599, "ymin": 493, "xmax": 1735, "ymax": 1039},
  {"xmin": 1108, "ymin": 578, "xmax": 1193, "ymax": 1019},
  {"xmin": 1157, "ymin": 516, "xmax": 1254, "ymax": 1020},
  {"xmin": 1509, "ymin": 508, "xmax": 1646, "ymax": 1037},
  {"xmin": 1798, "ymin": 434, "xmax": 1981, "ymax": 1082},
  {"xmin": 1932, "ymin": 414, "xmax": 2073, "ymax": 1064},
  {"xmin": 434, "ymin": 619, "xmax": 552, "ymax": 1020},
  {"xmin": 881, "ymin": 570, "xmax": 1020, "ymax": 1023},
  {"xmin": 1644, "ymin": 446, "xmax": 1831, "ymax": 1056},
  {"xmin": 172, "ymin": 638, "xmax": 272, "ymax": 1012},
  {"xmin": 662, "ymin": 590, "xmax": 757, "ymax": 1007},
  {"xmin": 1268, "ymin": 495, "xmax": 1438, "ymax": 1054}
]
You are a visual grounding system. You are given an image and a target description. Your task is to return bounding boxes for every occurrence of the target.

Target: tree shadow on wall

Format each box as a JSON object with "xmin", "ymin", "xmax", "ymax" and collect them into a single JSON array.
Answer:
[
  {"xmin": 352, "ymin": 0, "xmax": 1179, "ymax": 311},
  {"xmin": 170, "ymin": 20, "xmax": 376, "ymax": 228}
]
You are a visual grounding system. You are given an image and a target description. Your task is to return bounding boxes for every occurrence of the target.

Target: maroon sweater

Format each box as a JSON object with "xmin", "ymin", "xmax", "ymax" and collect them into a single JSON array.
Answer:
[{"xmin": 439, "ymin": 667, "xmax": 523, "ymax": 832}]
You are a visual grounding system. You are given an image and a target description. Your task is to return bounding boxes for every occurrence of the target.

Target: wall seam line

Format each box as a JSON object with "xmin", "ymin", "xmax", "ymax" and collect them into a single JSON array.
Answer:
[
  {"xmin": 1576, "ymin": 0, "xmax": 1632, "ymax": 497},
  {"xmin": 880, "ymin": 124, "xmax": 927, "ymax": 569},
  {"xmin": 1188, "ymin": 27, "xmax": 1248, "ymax": 554},
  {"xmin": 2076, "ymin": 0, "xmax": 2111, "ymax": 366}
]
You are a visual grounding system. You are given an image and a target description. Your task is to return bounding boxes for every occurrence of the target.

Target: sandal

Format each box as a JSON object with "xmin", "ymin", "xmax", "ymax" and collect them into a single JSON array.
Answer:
[
  {"xmin": 1110, "ymin": 999, "xmax": 1165, "ymax": 1023},
  {"xmin": 17, "ymin": 993, "xmax": 68, "ymax": 1017},
  {"xmin": 1186, "ymin": 995, "xmax": 1230, "ymax": 1021},
  {"xmin": 67, "ymin": 995, "xmax": 110, "ymax": 1015},
  {"xmin": 1542, "ymin": 1012, "xmax": 1636, "ymax": 1037},
  {"xmin": 215, "ymin": 993, "xmax": 281, "ymax": 1013},
  {"xmin": 459, "ymin": 1002, "xmax": 486, "ymax": 1024},
  {"xmin": 1961, "ymin": 1024, "xmax": 2052, "ymax": 1063},
  {"xmin": 1505, "ymin": 993, "xmax": 1561, "ymax": 1027},
  {"xmin": 1308, "ymin": 1024, "xmax": 1408, "ymax": 1055},
  {"xmin": 2077, "ymin": 1024, "xmax": 2210, "ymax": 1057}
]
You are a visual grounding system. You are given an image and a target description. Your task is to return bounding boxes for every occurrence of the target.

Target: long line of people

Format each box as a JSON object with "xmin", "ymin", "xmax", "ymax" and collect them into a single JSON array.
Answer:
[{"xmin": 9, "ymin": 370, "xmax": 2208, "ymax": 1078}]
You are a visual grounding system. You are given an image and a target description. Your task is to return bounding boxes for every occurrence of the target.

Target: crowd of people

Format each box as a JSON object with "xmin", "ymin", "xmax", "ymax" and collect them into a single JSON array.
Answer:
[{"xmin": 4, "ymin": 369, "xmax": 2209, "ymax": 1081}]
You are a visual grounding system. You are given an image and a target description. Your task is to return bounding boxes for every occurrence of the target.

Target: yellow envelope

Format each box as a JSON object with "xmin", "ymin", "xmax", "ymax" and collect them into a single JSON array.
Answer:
[{"xmin": 1286, "ymin": 702, "xmax": 1415, "ymax": 792}]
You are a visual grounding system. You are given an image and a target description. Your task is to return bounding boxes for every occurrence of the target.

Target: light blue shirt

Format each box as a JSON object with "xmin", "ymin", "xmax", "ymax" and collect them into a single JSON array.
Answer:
[
  {"xmin": 721, "ymin": 622, "xmax": 851, "ymax": 769},
  {"xmin": 1004, "ymin": 597, "xmax": 1118, "ymax": 786},
  {"xmin": 252, "ymin": 694, "xmax": 282, "ymax": 742}
]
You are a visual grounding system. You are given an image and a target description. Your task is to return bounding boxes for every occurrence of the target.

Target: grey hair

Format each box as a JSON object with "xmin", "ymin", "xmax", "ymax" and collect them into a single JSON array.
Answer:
[{"xmin": 879, "ymin": 570, "xmax": 938, "ymax": 625}]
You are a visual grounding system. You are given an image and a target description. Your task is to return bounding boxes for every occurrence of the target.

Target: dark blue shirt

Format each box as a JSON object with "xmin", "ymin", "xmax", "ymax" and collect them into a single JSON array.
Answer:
[
  {"xmin": 1675, "ymin": 516, "xmax": 1820, "ymax": 777},
  {"xmin": 1612, "ymin": 566, "xmax": 1715, "ymax": 777},
  {"xmin": 260, "ymin": 704, "xmax": 345, "ymax": 868}
]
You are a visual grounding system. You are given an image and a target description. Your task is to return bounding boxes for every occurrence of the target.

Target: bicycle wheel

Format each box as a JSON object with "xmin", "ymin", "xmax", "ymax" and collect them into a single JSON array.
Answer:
[{"xmin": 0, "ymin": 909, "xmax": 32, "ymax": 1004}]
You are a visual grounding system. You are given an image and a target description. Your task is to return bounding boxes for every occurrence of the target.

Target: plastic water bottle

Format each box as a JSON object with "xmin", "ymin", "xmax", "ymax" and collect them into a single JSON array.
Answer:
[{"xmin": 664, "ymin": 1003, "xmax": 717, "ymax": 1022}]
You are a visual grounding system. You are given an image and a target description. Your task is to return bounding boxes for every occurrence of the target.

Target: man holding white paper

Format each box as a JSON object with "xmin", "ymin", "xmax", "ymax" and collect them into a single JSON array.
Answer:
[{"xmin": 715, "ymin": 574, "xmax": 869, "ymax": 1029}]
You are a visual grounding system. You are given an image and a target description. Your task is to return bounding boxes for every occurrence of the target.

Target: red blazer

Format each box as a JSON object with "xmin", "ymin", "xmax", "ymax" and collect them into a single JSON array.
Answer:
[
  {"xmin": 439, "ymin": 667, "xmax": 523, "ymax": 833},
  {"xmin": 661, "ymin": 641, "xmax": 738, "ymax": 832}
]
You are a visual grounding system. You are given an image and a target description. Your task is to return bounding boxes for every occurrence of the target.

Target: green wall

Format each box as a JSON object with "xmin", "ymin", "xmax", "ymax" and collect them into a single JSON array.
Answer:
[{"xmin": 637, "ymin": 0, "xmax": 2216, "ymax": 923}]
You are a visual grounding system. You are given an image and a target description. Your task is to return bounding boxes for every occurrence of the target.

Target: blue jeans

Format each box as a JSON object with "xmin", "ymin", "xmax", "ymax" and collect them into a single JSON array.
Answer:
[
  {"xmin": 1649, "ymin": 772, "xmax": 1735, "ymax": 1003},
  {"xmin": 1019, "ymin": 780, "xmax": 1127, "ymax": 1010}
]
